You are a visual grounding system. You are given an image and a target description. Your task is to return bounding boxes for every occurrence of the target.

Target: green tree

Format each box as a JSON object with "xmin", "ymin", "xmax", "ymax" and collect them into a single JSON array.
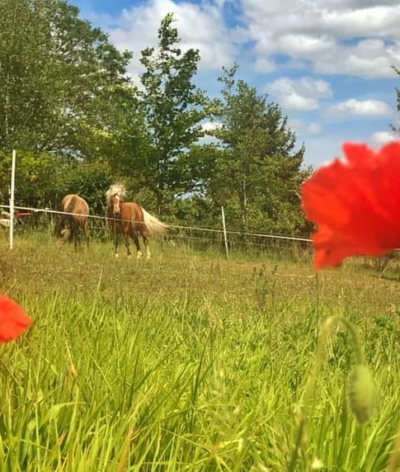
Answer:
[
  {"xmin": 0, "ymin": 0, "xmax": 144, "ymax": 211},
  {"xmin": 0, "ymin": 0, "xmax": 133, "ymax": 159},
  {"xmin": 0, "ymin": 150, "xmax": 66, "ymax": 208},
  {"xmin": 47, "ymin": 0, "xmax": 134, "ymax": 160},
  {"xmin": 138, "ymin": 13, "xmax": 211, "ymax": 215},
  {"xmin": 63, "ymin": 161, "xmax": 114, "ymax": 215},
  {"xmin": 0, "ymin": 0, "xmax": 52, "ymax": 150},
  {"xmin": 209, "ymin": 64, "xmax": 306, "ymax": 235}
]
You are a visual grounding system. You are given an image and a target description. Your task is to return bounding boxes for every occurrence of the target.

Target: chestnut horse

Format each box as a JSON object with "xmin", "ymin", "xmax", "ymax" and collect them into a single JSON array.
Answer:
[
  {"xmin": 105, "ymin": 184, "xmax": 167, "ymax": 259},
  {"xmin": 55, "ymin": 194, "xmax": 90, "ymax": 250}
]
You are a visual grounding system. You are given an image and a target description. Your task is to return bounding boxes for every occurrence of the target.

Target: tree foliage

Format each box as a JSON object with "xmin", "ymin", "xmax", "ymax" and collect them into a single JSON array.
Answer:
[
  {"xmin": 0, "ymin": 151, "xmax": 65, "ymax": 208},
  {"xmin": 0, "ymin": 0, "xmax": 134, "ymax": 158},
  {"xmin": 206, "ymin": 64, "xmax": 307, "ymax": 234},
  {"xmin": 138, "ymin": 13, "xmax": 211, "ymax": 215},
  {"xmin": 0, "ymin": 0, "xmax": 52, "ymax": 151}
]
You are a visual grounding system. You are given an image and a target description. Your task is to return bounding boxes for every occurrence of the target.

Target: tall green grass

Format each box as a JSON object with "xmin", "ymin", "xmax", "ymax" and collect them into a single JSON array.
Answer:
[{"xmin": 0, "ymin": 234, "xmax": 400, "ymax": 470}]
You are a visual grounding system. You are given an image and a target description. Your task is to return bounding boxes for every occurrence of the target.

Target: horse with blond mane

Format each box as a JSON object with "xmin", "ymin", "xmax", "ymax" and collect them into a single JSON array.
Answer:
[
  {"xmin": 105, "ymin": 184, "xmax": 167, "ymax": 259},
  {"xmin": 55, "ymin": 194, "xmax": 90, "ymax": 250}
]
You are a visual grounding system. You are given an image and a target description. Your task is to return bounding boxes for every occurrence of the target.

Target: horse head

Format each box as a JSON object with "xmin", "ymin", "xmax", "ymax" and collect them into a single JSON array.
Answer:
[
  {"xmin": 106, "ymin": 184, "xmax": 127, "ymax": 217},
  {"xmin": 110, "ymin": 193, "xmax": 122, "ymax": 217},
  {"xmin": 55, "ymin": 218, "xmax": 71, "ymax": 246}
]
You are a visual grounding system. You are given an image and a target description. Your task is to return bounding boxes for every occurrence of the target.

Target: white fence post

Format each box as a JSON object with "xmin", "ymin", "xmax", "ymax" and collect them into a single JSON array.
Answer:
[
  {"xmin": 9, "ymin": 149, "xmax": 16, "ymax": 250},
  {"xmin": 221, "ymin": 206, "xmax": 229, "ymax": 259}
]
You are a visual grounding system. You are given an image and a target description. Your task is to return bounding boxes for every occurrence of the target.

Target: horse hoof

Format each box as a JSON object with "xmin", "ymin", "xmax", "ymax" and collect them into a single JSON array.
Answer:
[{"xmin": 127, "ymin": 255, "xmax": 132, "ymax": 259}]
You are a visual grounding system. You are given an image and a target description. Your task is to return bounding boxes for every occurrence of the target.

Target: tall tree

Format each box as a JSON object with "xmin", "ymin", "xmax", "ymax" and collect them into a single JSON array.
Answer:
[
  {"xmin": 209, "ymin": 64, "xmax": 306, "ymax": 235},
  {"xmin": 0, "ymin": 0, "xmax": 52, "ymax": 150},
  {"xmin": 47, "ymin": 0, "xmax": 134, "ymax": 160},
  {"xmin": 0, "ymin": 0, "xmax": 134, "ymax": 159},
  {"xmin": 138, "ymin": 13, "xmax": 211, "ymax": 215}
]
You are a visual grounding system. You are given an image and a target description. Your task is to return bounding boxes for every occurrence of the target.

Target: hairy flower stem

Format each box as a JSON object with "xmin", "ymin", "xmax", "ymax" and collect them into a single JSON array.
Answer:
[
  {"xmin": 288, "ymin": 315, "xmax": 366, "ymax": 471},
  {"xmin": 387, "ymin": 425, "xmax": 400, "ymax": 472}
]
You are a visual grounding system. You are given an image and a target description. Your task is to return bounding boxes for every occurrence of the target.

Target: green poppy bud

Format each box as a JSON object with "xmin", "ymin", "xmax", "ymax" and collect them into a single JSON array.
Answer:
[{"xmin": 348, "ymin": 364, "xmax": 376, "ymax": 425}]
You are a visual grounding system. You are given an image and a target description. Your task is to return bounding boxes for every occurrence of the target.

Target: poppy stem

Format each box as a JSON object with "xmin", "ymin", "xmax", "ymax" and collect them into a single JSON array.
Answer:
[
  {"xmin": 387, "ymin": 424, "xmax": 400, "ymax": 472},
  {"xmin": 288, "ymin": 315, "xmax": 367, "ymax": 471}
]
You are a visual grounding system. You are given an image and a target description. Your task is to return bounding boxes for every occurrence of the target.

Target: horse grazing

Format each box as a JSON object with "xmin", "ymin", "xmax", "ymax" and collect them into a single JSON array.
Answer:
[
  {"xmin": 55, "ymin": 194, "xmax": 90, "ymax": 250},
  {"xmin": 105, "ymin": 184, "xmax": 167, "ymax": 259}
]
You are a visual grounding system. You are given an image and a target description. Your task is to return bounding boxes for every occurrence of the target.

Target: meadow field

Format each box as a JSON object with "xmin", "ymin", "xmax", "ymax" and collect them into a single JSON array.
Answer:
[{"xmin": 1, "ymin": 230, "xmax": 400, "ymax": 471}]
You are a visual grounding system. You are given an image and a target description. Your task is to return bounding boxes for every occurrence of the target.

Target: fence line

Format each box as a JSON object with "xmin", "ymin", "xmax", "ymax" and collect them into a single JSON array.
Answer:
[{"xmin": 0, "ymin": 203, "xmax": 312, "ymax": 244}]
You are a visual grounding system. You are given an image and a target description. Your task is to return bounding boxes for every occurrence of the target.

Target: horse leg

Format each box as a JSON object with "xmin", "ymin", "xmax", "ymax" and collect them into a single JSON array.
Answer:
[
  {"xmin": 70, "ymin": 219, "xmax": 78, "ymax": 252},
  {"xmin": 124, "ymin": 226, "xmax": 132, "ymax": 258},
  {"xmin": 75, "ymin": 225, "xmax": 80, "ymax": 252},
  {"xmin": 113, "ymin": 220, "xmax": 119, "ymax": 258},
  {"xmin": 130, "ymin": 227, "xmax": 142, "ymax": 259},
  {"xmin": 84, "ymin": 220, "xmax": 89, "ymax": 248},
  {"xmin": 141, "ymin": 228, "xmax": 151, "ymax": 260},
  {"xmin": 114, "ymin": 234, "xmax": 119, "ymax": 257}
]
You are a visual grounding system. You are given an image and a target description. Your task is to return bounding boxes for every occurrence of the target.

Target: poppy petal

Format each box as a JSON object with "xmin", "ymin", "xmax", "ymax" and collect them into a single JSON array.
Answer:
[
  {"xmin": 301, "ymin": 141, "xmax": 400, "ymax": 269},
  {"xmin": 0, "ymin": 295, "xmax": 32, "ymax": 343}
]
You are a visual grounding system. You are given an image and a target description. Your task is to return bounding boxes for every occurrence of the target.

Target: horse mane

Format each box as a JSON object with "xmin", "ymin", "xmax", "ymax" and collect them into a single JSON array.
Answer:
[{"xmin": 105, "ymin": 183, "xmax": 127, "ymax": 205}]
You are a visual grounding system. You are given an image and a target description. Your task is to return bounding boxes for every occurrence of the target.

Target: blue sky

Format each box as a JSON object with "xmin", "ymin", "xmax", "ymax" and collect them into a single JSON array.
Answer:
[{"xmin": 72, "ymin": 0, "xmax": 400, "ymax": 167}]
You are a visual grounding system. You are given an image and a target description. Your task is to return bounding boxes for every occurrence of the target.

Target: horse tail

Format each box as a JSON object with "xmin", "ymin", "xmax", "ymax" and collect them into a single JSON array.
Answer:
[
  {"xmin": 142, "ymin": 208, "xmax": 167, "ymax": 238},
  {"xmin": 64, "ymin": 196, "xmax": 77, "ymax": 215},
  {"xmin": 65, "ymin": 196, "xmax": 78, "ymax": 240}
]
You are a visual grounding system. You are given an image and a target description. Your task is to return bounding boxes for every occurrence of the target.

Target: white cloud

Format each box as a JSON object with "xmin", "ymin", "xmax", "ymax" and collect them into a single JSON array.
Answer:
[
  {"xmin": 289, "ymin": 119, "xmax": 322, "ymax": 137},
  {"xmin": 85, "ymin": 0, "xmax": 400, "ymax": 80},
  {"xmin": 321, "ymin": 6, "xmax": 400, "ymax": 39},
  {"xmin": 370, "ymin": 130, "xmax": 398, "ymax": 146},
  {"xmin": 275, "ymin": 34, "xmax": 336, "ymax": 56},
  {"xmin": 254, "ymin": 57, "xmax": 276, "ymax": 73},
  {"xmin": 103, "ymin": 0, "xmax": 235, "ymax": 76},
  {"xmin": 328, "ymin": 98, "xmax": 392, "ymax": 117},
  {"xmin": 241, "ymin": 0, "xmax": 400, "ymax": 79},
  {"xmin": 265, "ymin": 76, "xmax": 332, "ymax": 111},
  {"xmin": 315, "ymin": 39, "xmax": 400, "ymax": 78}
]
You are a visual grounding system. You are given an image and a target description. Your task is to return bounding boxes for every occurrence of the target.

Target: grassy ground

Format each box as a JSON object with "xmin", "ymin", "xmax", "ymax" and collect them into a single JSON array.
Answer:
[{"xmin": 1, "ymin": 231, "xmax": 400, "ymax": 471}]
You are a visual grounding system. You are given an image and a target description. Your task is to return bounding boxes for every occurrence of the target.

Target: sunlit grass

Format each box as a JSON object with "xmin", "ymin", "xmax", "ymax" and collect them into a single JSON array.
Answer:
[{"xmin": 0, "ymin": 232, "xmax": 400, "ymax": 470}]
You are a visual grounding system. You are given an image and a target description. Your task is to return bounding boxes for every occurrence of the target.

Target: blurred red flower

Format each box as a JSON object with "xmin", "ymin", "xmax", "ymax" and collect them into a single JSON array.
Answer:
[
  {"xmin": 0, "ymin": 294, "xmax": 31, "ymax": 343},
  {"xmin": 301, "ymin": 141, "xmax": 400, "ymax": 269}
]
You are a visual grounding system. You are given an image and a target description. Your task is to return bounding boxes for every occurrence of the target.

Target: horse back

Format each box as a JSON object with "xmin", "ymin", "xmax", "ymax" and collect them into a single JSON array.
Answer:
[
  {"xmin": 61, "ymin": 195, "xmax": 89, "ymax": 229},
  {"xmin": 62, "ymin": 195, "xmax": 89, "ymax": 216}
]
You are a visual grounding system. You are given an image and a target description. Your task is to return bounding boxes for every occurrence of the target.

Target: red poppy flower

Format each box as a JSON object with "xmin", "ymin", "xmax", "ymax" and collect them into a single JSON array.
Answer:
[
  {"xmin": 301, "ymin": 141, "xmax": 400, "ymax": 269},
  {"xmin": 0, "ymin": 294, "xmax": 31, "ymax": 343}
]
